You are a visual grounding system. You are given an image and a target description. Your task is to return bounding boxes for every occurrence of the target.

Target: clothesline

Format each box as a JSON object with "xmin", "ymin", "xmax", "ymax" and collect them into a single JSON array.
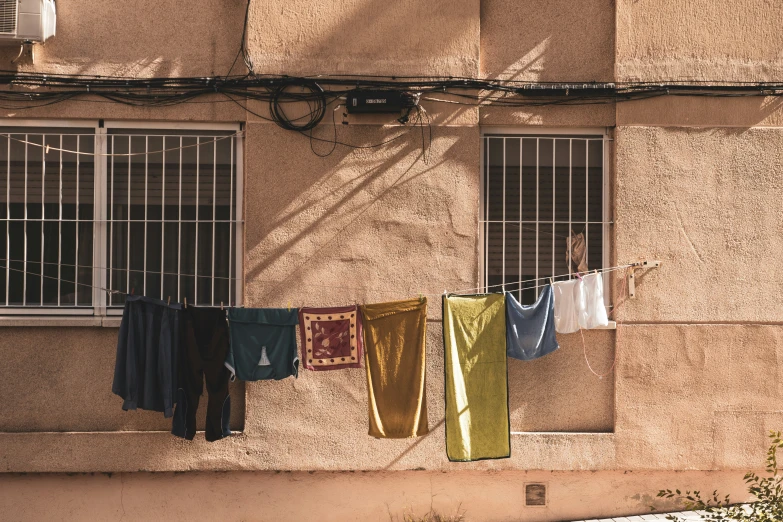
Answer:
[
  {"xmin": 0, "ymin": 132, "xmax": 243, "ymax": 157},
  {"xmin": 0, "ymin": 257, "xmax": 240, "ymax": 282},
  {"xmin": 448, "ymin": 263, "xmax": 633, "ymax": 295},
  {"xmin": 0, "ymin": 257, "xmax": 632, "ymax": 289},
  {"xmin": 477, "ymin": 221, "xmax": 599, "ymax": 241},
  {"xmin": 0, "ymin": 258, "xmax": 638, "ymax": 303}
]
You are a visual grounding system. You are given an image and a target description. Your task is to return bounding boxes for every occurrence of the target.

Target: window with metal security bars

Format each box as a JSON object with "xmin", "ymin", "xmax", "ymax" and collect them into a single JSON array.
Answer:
[
  {"xmin": 0, "ymin": 122, "xmax": 243, "ymax": 315},
  {"xmin": 481, "ymin": 130, "xmax": 610, "ymax": 305},
  {"xmin": 0, "ymin": 0, "xmax": 17, "ymax": 34}
]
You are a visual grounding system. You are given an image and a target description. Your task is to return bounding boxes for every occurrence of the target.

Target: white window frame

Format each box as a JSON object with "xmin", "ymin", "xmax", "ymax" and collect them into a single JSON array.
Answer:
[
  {"xmin": 0, "ymin": 119, "xmax": 244, "ymax": 319},
  {"xmin": 479, "ymin": 126, "xmax": 612, "ymax": 303}
]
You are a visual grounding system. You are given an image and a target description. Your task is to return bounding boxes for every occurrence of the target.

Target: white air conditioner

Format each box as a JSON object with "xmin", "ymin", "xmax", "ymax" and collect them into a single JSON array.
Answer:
[{"xmin": 0, "ymin": 0, "xmax": 55, "ymax": 44}]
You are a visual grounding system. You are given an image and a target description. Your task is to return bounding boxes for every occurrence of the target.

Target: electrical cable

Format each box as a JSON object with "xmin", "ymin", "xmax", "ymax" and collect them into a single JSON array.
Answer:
[
  {"xmin": 225, "ymin": 0, "xmax": 254, "ymax": 79},
  {"xmin": 269, "ymin": 81, "xmax": 326, "ymax": 131},
  {"xmin": 0, "ymin": 70, "xmax": 780, "ymax": 157}
]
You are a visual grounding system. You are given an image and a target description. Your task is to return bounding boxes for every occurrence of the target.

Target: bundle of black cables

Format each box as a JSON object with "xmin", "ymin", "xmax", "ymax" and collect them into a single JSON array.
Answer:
[{"xmin": 268, "ymin": 81, "xmax": 328, "ymax": 132}]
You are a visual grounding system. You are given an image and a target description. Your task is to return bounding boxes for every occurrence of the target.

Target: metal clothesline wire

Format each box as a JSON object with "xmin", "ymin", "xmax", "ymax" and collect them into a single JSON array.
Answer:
[
  {"xmin": 0, "ymin": 262, "xmax": 117, "ymax": 295},
  {"xmin": 478, "ymin": 221, "xmax": 596, "ymax": 240},
  {"xmin": 447, "ymin": 264, "xmax": 633, "ymax": 296},
  {"xmin": 0, "ymin": 258, "xmax": 637, "ymax": 301},
  {"xmin": 0, "ymin": 132, "xmax": 243, "ymax": 157},
  {"xmin": 0, "ymin": 257, "xmax": 240, "ymax": 282},
  {"xmin": 0, "ymin": 218, "xmax": 597, "ymax": 280}
]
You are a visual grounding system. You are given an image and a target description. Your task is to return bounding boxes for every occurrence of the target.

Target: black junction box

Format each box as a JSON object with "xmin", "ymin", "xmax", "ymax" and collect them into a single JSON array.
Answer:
[{"xmin": 345, "ymin": 90, "xmax": 418, "ymax": 114}]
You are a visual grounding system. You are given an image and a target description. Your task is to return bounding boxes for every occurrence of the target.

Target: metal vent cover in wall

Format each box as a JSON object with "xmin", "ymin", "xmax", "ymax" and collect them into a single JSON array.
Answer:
[
  {"xmin": 0, "ymin": 0, "xmax": 17, "ymax": 35},
  {"xmin": 525, "ymin": 483, "xmax": 547, "ymax": 506}
]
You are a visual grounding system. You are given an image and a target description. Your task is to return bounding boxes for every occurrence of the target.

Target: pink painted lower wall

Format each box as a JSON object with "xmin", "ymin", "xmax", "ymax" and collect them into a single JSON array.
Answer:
[{"xmin": 0, "ymin": 470, "xmax": 755, "ymax": 521}]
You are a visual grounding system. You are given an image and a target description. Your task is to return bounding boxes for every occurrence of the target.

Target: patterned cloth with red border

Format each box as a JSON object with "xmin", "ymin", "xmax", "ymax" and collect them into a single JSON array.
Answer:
[{"xmin": 298, "ymin": 306, "xmax": 363, "ymax": 371}]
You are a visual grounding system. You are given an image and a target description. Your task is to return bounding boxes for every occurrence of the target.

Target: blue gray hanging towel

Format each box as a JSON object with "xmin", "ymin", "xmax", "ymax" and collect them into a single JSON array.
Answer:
[
  {"xmin": 225, "ymin": 308, "xmax": 299, "ymax": 381},
  {"xmin": 505, "ymin": 286, "xmax": 559, "ymax": 361},
  {"xmin": 112, "ymin": 295, "xmax": 182, "ymax": 417}
]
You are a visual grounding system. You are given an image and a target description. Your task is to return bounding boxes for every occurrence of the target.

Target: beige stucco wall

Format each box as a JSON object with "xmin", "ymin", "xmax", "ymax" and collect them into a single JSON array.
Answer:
[
  {"xmin": 615, "ymin": 125, "xmax": 783, "ymax": 323},
  {"xmin": 0, "ymin": 328, "xmax": 245, "ymax": 433},
  {"xmin": 247, "ymin": 0, "xmax": 480, "ymax": 77},
  {"xmin": 616, "ymin": 0, "xmax": 783, "ymax": 81},
  {"xmin": 0, "ymin": 0, "xmax": 246, "ymax": 77},
  {"xmin": 0, "ymin": 470, "xmax": 756, "ymax": 522},
  {"xmin": 0, "ymin": 1, "xmax": 781, "ymax": 520},
  {"xmin": 481, "ymin": 0, "xmax": 614, "ymax": 82}
]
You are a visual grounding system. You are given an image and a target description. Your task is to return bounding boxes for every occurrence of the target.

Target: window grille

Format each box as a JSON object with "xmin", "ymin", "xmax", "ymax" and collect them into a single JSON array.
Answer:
[
  {"xmin": 481, "ymin": 131, "xmax": 610, "ymax": 305},
  {"xmin": 106, "ymin": 130, "xmax": 239, "ymax": 309},
  {"xmin": 0, "ymin": 123, "xmax": 243, "ymax": 315}
]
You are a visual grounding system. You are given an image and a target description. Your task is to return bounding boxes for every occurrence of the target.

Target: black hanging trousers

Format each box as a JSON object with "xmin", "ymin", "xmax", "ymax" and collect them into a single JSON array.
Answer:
[{"xmin": 171, "ymin": 306, "xmax": 232, "ymax": 442}]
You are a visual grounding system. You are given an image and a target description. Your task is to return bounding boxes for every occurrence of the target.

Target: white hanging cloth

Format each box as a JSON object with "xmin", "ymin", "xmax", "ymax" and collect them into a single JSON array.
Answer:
[
  {"xmin": 552, "ymin": 272, "xmax": 609, "ymax": 334},
  {"xmin": 577, "ymin": 272, "xmax": 609, "ymax": 329},
  {"xmin": 552, "ymin": 279, "xmax": 580, "ymax": 334}
]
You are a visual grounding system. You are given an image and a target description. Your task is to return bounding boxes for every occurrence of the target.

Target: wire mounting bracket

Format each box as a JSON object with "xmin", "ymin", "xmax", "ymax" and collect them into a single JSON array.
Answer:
[{"xmin": 627, "ymin": 259, "xmax": 661, "ymax": 299}]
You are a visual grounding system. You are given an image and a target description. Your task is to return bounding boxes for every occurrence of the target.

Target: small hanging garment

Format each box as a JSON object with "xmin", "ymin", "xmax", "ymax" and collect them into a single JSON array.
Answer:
[
  {"xmin": 112, "ymin": 295, "xmax": 182, "ymax": 418},
  {"xmin": 172, "ymin": 306, "xmax": 232, "ymax": 442},
  {"xmin": 443, "ymin": 294, "xmax": 510, "ymax": 461},
  {"xmin": 360, "ymin": 298, "xmax": 428, "ymax": 438},
  {"xmin": 552, "ymin": 279, "xmax": 580, "ymax": 334},
  {"xmin": 566, "ymin": 231, "xmax": 589, "ymax": 273},
  {"xmin": 298, "ymin": 306, "xmax": 363, "ymax": 371},
  {"xmin": 225, "ymin": 308, "xmax": 299, "ymax": 381},
  {"xmin": 505, "ymin": 286, "xmax": 559, "ymax": 361},
  {"xmin": 576, "ymin": 272, "xmax": 609, "ymax": 329}
]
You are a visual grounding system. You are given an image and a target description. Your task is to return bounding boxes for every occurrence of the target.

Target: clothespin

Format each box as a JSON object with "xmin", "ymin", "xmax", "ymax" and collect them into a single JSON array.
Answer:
[
  {"xmin": 549, "ymin": 277, "xmax": 554, "ymax": 285},
  {"xmin": 130, "ymin": 287, "xmax": 135, "ymax": 296},
  {"xmin": 419, "ymin": 292, "xmax": 424, "ymax": 303},
  {"xmin": 221, "ymin": 301, "xmax": 224, "ymax": 310},
  {"xmin": 184, "ymin": 297, "xmax": 187, "ymax": 309},
  {"xmin": 167, "ymin": 296, "xmax": 171, "ymax": 305},
  {"xmin": 287, "ymin": 301, "xmax": 291, "ymax": 311}
]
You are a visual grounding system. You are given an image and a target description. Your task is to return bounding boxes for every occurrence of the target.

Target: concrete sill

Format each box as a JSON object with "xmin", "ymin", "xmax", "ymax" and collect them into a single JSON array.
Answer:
[
  {"xmin": 0, "ymin": 316, "xmax": 122, "ymax": 327},
  {"xmin": 592, "ymin": 321, "xmax": 617, "ymax": 330}
]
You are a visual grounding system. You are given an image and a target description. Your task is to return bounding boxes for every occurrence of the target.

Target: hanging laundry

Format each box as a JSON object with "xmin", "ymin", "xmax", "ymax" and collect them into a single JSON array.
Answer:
[
  {"xmin": 171, "ymin": 306, "xmax": 232, "ymax": 442},
  {"xmin": 361, "ymin": 298, "xmax": 428, "ymax": 438},
  {"xmin": 112, "ymin": 295, "xmax": 182, "ymax": 418},
  {"xmin": 552, "ymin": 279, "xmax": 580, "ymax": 334},
  {"xmin": 505, "ymin": 286, "xmax": 559, "ymax": 361},
  {"xmin": 566, "ymin": 231, "xmax": 589, "ymax": 273},
  {"xmin": 577, "ymin": 272, "xmax": 609, "ymax": 329},
  {"xmin": 443, "ymin": 294, "xmax": 510, "ymax": 462},
  {"xmin": 225, "ymin": 308, "xmax": 299, "ymax": 381},
  {"xmin": 298, "ymin": 306, "xmax": 363, "ymax": 371}
]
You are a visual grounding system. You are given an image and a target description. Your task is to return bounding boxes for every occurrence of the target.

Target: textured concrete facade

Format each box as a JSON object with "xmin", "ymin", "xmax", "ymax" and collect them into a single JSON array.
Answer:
[{"xmin": 1, "ymin": 1, "xmax": 781, "ymax": 520}]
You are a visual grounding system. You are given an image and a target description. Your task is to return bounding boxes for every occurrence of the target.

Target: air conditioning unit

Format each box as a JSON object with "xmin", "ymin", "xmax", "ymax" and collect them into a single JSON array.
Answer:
[{"xmin": 0, "ymin": 0, "xmax": 56, "ymax": 44}]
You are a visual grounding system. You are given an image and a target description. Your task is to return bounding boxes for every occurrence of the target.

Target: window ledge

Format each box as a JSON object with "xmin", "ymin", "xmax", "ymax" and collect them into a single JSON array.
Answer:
[
  {"xmin": 0, "ymin": 316, "xmax": 122, "ymax": 327},
  {"xmin": 592, "ymin": 320, "xmax": 617, "ymax": 330}
]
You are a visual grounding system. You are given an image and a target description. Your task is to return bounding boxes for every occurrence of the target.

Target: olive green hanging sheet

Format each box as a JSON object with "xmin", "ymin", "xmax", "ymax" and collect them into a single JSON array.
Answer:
[{"xmin": 443, "ymin": 294, "xmax": 510, "ymax": 462}]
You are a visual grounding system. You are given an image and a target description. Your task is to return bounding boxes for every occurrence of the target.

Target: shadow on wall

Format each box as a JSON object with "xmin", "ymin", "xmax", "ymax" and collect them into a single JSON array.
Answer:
[
  {"xmin": 249, "ymin": 0, "xmax": 478, "ymax": 76},
  {"xmin": 619, "ymin": 95, "xmax": 783, "ymax": 130},
  {"xmin": 0, "ymin": 0, "xmax": 248, "ymax": 77},
  {"xmin": 244, "ymin": 122, "xmax": 473, "ymax": 306},
  {"xmin": 480, "ymin": 0, "xmax": 615, "ymax": 82},
  {"xmin": 725, "ymin": 96, "xmax": 783, "ymax": 132}
]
